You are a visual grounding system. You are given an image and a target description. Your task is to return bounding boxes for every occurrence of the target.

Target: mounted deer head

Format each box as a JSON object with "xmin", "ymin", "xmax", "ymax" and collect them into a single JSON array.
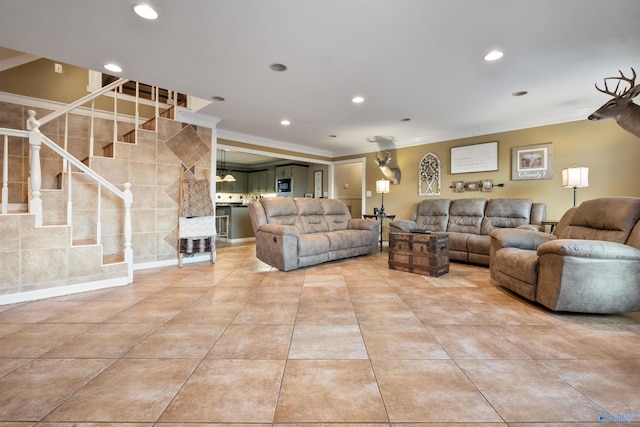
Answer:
[
  {"xmin": 374, "ymin": 151, "xmax": 401, "ymax": 184},
  {"xmin": 588, "ymin": 68, "xmax": 640, "ymax": 138}
]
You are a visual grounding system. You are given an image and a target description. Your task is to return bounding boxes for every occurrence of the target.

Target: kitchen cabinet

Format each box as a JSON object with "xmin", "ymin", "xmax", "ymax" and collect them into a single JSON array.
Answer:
[
  {"xmin": 275, "ymin": 165, "xmax": 293, "ymax": 178},
  {"xmin": 265, "ymin": 169, "xmax": 275, "ymax": 192},
  {"xmin": 215, "ymin": 205, "xmax": 253, "ymax": 240},
  {"xmin": 248, "ymin": 168, "xmax": 276, "ymax": 193},
  {"xmin": 248, "ymin": 172, "xmax": 259, "ymax": 193},
  {"xmin": 275, "ymin": 164, "xmax": 308, "ymax": 196},
  {"xmin": 216, "ymin": 171, "xmax": 247, "ymax": 193}
]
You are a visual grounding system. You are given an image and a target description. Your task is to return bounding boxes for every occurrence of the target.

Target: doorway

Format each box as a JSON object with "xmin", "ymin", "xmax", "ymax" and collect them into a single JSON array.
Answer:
[{"xmin": 332, "ymin": 158, "xmax": 366, "ymax": 219}]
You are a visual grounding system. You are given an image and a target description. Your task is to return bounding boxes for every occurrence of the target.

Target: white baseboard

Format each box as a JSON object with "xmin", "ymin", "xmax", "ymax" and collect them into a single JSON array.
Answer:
[
  {"xmin": 132, "ymin": 252, "xmax": 216, "ymax": 271},
  {"xmin": 0, "ymin": 277, "xmax": 130, "ymax": 306}
]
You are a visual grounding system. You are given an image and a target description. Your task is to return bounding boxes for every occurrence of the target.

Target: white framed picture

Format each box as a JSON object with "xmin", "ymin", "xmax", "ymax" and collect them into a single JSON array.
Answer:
[{"xmin": 314, "ymin": 170, "xmax": 323, "ymax": 198}]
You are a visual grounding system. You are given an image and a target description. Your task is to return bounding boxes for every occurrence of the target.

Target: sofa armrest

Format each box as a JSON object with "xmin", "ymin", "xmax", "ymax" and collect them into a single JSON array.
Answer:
[
  {"xmin": 348, "ymin": 218, "xmax": 379, "ymax": 231},
  {"xmin": 538, "ymin": 239, "xmax": 640, "ymax": 260},
  {"xmin": 257, "ymin": 223, "xmax": 300, "ymax": 237},
  {"xmin": 389, "ymin": 220, "xmax": 418, "ymax": 232},
  {"xmin": 490, "ymin": 228, "xmax": 556, "ymax": 251}
]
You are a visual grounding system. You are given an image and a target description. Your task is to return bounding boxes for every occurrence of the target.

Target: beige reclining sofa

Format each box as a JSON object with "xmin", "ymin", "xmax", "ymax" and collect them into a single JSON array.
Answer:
[
  {"xmin": 490, "ymin": 197, "xmax": 640, "ymax": 313},
  {"xmin": 248, "ymin": 197, "xmax": 380, "ymax": 271},
  {"xmin": 389, "ymin": 198, "xmax": 546, "ymax": 266}
]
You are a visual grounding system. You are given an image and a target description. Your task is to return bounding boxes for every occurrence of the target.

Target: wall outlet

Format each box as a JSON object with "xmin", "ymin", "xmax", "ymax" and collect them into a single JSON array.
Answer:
[
  {"xmin": 54, "ymin": 63, "xmax": 63, "ymax": 74},
  {"xmin": 366, "ymin": 191, "xmax": 372, "ymax": 197},
  {"xmin": 343, "ymin": 183, "xmax": 349, "ymax": 189}
]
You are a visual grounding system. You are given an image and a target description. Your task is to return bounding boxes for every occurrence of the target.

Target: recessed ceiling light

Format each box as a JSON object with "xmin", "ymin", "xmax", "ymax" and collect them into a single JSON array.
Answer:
[
  {"xmin": 328, "ymin": 135, "xmax": 337, "ymax": 138},
  {"xmin": 352, "ymin": 96, "xmax": 364, "ymax": 104},
  {"xmin": 270, "ymin": 63, "xmax": 287, "ymax": 72},
  {"xmin": 280, "ymin": 119, "xmax": 291, "ymax": 126},
  {"xmin": 400, "ymin": 118, "xmax": 411, "ymax": 122},
  {"xmin": 212, "ymin": 96, "xmax": 226, "ymax": 101},
  {"xmin": 104, "ymin": 63, "xmax": 123, "ymax": 73},
  {"xmin": 484, "ymin": 50, "xmax": 504, "ymax": 61},
  {"xmin": 133, "ymin": 4, "xmax": 158, "ymax": 20},
  {"xmin": 512, "ymin": 91, "xmax": 528, "ymax": 97}
]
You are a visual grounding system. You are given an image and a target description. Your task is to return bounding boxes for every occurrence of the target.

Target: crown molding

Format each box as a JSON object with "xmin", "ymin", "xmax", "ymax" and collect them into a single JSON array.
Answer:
[
  {"xmin": 216, "ymin": 129, "xmax": 333, "ymax": 158},
  {"xmin": 330, "ymin": 107, "xmax": 598, "ymax": 158}
]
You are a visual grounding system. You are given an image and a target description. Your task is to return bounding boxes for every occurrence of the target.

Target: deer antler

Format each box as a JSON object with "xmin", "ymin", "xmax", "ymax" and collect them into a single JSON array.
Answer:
[{"xmin": 595, "ymin": 68, "xmax": 637, "ymax": 98}]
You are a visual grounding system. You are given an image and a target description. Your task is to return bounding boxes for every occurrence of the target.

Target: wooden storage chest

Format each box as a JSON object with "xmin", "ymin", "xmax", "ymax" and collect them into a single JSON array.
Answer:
[{"xmin": 388, "ymin": 232, "xmax": 450, "ymax": 276}]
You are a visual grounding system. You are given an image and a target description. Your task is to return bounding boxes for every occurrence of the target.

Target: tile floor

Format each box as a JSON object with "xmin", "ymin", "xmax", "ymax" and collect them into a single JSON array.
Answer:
[{"xmin": 1, "ymin": 242, "xmax": 640, "ymax": 426}]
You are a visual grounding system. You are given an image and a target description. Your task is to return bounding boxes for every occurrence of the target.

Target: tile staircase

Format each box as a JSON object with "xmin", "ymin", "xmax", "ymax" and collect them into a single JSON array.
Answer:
[
  {"xmin": 1, "ymin": 80, "xmax": 191, "ymax": 301},
  {"xmin": 40, "ymin": 174, "xmax": 125, "ymax": 266}
]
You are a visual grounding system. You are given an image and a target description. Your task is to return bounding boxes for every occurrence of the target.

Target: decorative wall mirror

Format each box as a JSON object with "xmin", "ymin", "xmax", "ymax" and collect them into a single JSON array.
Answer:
[{"xmin": 419, "ymin": 152, "xmax": 441, "ymax": 196}]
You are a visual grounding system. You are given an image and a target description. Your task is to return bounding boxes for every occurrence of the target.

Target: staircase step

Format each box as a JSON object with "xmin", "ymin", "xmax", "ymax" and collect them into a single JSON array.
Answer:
[
  {"xmin": 103, "ymin": 253, "xmax": 124, "ymax": 264},
  {"xmin": 121, "ymin": 131, "xmax": 136, "ymax": 144},
  {"xmin": 73, "ymin": 238, "xmax": 97, "ymax": 246},
  {"xmin": 5, "ymin": 209, "xmax": 28, "ymax": 214}
]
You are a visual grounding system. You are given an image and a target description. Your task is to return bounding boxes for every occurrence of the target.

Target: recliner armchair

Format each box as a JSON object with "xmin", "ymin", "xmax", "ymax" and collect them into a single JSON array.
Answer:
[{"xmin": 490, "ymin": 197, "xmax": 640, "ymax": 313}]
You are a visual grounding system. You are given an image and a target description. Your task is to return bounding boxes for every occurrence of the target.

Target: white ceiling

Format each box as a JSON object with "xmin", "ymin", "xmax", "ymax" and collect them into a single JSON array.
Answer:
[{"xmin": 1, "ymin": 0, "xmax": 639, "ymax": 159}]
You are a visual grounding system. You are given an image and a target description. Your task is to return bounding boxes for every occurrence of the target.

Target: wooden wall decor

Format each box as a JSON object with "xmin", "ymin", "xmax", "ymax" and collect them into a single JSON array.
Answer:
[{"xmin": 419, "ymin": 152, "xmax": 441, "ymax": 196}]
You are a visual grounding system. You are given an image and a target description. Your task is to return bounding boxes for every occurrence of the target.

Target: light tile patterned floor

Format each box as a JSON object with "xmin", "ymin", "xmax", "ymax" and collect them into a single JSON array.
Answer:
[{"xmin": 1, "ymin": 242, "xmax": 640, "ymax": 425}]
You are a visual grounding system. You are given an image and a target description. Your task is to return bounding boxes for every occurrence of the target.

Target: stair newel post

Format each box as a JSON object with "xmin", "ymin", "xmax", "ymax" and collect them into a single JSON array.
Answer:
[
  {"xmin": 89, "ymin": 101, "xmax": 95, "ymax": 158},
  {"xmin": 2, "ymin": 135, "xmax": 7, "ymax": 214},
  {"xmin": 123, "ymin": 182, "xmax": 133, "ymax": 282},
  {"xmin": 26, "ymin": 110, "xmax": 43, "ymax": 227}
]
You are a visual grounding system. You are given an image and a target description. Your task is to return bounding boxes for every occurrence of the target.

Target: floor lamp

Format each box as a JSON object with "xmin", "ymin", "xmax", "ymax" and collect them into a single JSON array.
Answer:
[{"xmin": 562, "ymin": 166, "xmax": 589, "ymax": 207}]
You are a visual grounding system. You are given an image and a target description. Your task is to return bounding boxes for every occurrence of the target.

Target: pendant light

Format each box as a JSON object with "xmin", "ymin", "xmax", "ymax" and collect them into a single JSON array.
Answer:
[{"xmin": 220, "ymin": 149, "xmax": 235, "ymax": 182}]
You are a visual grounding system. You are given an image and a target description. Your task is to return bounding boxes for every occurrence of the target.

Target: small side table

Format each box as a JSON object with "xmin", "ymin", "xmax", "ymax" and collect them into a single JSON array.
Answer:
[
  {"xmin": 541, "ymin": 220, "xmax": 559, "ymax": 233},
  {"xmin": 363, "ymin": 213, "xmax": 396, "ymax": 249}
]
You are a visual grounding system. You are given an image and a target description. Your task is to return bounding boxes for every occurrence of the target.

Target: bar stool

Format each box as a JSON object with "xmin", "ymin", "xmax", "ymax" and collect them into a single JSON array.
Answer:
[{"xmin": 216, "ymin": 215, "xmax": 229, "ymax": 241}]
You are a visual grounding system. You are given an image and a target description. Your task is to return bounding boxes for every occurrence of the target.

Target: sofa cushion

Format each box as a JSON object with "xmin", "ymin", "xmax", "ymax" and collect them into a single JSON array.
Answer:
[
  {"xmin": 298, "ymin": 233, "xmax": 330, "ymax": 257},
  {"xmin": 559, "ymin": 197, "xmax": 640, "ymax": 243},
  {"xmin": 553, "ymin": 207, "xmax": 577, "ymax": 237},
  {"xmin": 447, "ymin": 198, "xmax": 486, "ymax": 234},
  {"xmin": 447, "ymin": 232, "xmax": 470, "ymax": 255},
  {"xmin": 493, "ymin": 247, "xmax": 540, "ymax": 300},
  {"xmin": 321, "ymin": 199, "xmax": 351, "ymax": 231},
  {"xmin": 480, "ymin": 198, "xmax": 533, "ymax": 235},
  {"xmin": 260, "ymin": 197, "xmax": 301, "ymax": 228},
  {"xmin": 415, "ymin": 199, "xmax": 451, "ymax": 231},
  {"xmin": 467, "ymin": 234, "xmax": 490, "ymax": 257},
  {"xmin": 627, "ymin": 220, "xmax": 640, "ymax": 250},
  {"xmin": 294, "ymin": 198, "xmax": 330, "ymax": 233}
]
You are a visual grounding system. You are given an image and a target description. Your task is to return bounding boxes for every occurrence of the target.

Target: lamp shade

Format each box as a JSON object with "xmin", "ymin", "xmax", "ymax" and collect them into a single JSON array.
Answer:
[
  {"xmin": 562, "ymin": 167, "xmax": 589, "ymax": 188},
  {"xmin": 222, "ymin": 173, "xmax": 236, "ymax": 182},
  {"xmin": 376, "ymin": 179, "xmax": 390, "ymax": 194}
]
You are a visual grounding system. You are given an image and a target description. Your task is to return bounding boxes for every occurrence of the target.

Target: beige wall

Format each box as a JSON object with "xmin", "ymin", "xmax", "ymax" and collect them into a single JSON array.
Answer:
[
  {"xmin": 0, "ymin": 58, "xmax": 156, "ymax": 118},
  {"xmin": 364, "ymin": 120, "xmax": 640, "ymax": 221},
  {"xmin": 334, "ymin": 162, "xmax": 363, "ymax": 218}
]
